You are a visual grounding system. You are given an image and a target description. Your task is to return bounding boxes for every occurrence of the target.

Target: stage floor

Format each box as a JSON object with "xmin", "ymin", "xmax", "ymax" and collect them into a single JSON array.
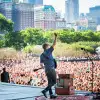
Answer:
[{"xmin": 0, "ymin": 82, "xmax": 92, "ymax": 100}]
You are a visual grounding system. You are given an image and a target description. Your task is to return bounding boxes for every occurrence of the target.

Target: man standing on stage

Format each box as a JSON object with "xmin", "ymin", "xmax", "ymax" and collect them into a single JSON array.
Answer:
[{"xmin": 40, "ymin": 33, "xmax": 57, "ymax": 99}]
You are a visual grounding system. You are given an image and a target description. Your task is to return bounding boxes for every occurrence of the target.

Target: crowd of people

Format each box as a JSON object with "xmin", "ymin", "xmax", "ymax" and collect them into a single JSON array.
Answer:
[{"xmin": 0, "ymin": 54, "xmax": 100, "ymax": 92}]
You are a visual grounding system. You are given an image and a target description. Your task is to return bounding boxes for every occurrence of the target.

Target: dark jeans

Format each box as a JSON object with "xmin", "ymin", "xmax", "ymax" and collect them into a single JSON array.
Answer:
[{"xmin": 43, "ymin": 68, "xmax": 56, "ymax": 95}]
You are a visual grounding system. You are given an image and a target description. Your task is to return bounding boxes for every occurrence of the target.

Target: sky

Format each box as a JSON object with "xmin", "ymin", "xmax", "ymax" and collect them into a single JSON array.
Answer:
[{"xmin": 44, "ymin": 0, "xmax": 100, "ymax": 14}]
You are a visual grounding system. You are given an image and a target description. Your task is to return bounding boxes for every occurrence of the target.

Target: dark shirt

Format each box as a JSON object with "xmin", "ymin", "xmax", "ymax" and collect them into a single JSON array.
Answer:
[
  {"xmin": 1, "ymin": 71, "xmax": 10, "ymax": 83},
  {"xmin": 40, "ymin": 47, "xmax": 55, "ymax": 69}
]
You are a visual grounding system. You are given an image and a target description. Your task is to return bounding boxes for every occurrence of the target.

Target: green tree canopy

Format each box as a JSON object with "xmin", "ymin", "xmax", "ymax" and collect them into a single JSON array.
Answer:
[
  {"xmin": 5, "ymin": 31, "xmax": 26, "ymax": 50},
  {"xmin": 4, "ymin": 28, "xmax": 47, "ymax": 50},
  {"xmin": 0, "ymin": 13, "xmax": 13, "ymax": 33},
  {"xmin": 20, "ymin": 28, "xmax": 47, "ymax": 45},
  {"xmin": 44, "ymin": 29, "xmax": 100, "ymax": 43}
]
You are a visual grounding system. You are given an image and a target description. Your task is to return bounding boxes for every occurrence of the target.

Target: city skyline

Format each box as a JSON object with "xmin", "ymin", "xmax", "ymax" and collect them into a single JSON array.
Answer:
[
  {"xmin": 0, "ymin": 0, "xmax": 100, "ymax": 31},
  {"xmin": 1, "ymin": 0, "xmax": 100, "ymax": 14},
  {"xmin": 44, "ymin": 0, "xmax": 100, "ymax": 14}
]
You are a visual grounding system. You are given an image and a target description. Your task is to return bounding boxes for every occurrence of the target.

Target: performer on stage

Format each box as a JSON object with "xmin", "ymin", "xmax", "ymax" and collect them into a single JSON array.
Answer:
[{"xmin": 40, "ymin": 33, "xmax": 57, "ymax": 99}]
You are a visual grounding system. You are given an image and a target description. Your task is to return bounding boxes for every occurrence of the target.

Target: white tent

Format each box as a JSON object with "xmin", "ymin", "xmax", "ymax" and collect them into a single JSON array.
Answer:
[{"xmin": 96, "ymin": 47, "xmax": 100, "ymax": 55}]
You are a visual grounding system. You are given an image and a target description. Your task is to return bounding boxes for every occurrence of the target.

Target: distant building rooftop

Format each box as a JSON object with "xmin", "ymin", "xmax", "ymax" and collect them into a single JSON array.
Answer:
[
  {"xmin": 34, "ymin": 5, "xmax": 55, "ymax": 12},
  {"xmin": 43, "ymin": 5, "xmax": 55, "ymax": 12},
  {"xmin": 90, "ymin": 6, "xmax": 100, "ymax": 10}
]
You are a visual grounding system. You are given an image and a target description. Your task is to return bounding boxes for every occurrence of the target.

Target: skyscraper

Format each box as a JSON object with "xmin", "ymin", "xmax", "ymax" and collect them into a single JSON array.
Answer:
[
  {"xmin": 0, "ymin": 0, "xmax": 12, "ymax": 2},
  {"xmin": 12, "ymin": 3, "xmax": 34, "ymax": 31},
  {"xmin": 65, "ymin": 0, "xmax": 79, "ymax": 24},
  {"xmin": 0, "ymin": 1, "xmax": 13, "ymax": 20},
  {"xmin": 34, "ymin": 0, "xmax": 43, "ymax": 5},
  {"xmin": 27, "ymin": 0, "xmax": 34, "ymax": 4},
  {"xmin": 0, "ymin": 1, "xmax": 34, "ymax": 31},
  {"xmin": 28, "ymin": 0, "xmax": 43, "ymax": 5},
  {"xmin": 89, "ymin": 6, "xmax": 100, "ymax": 25},
  {"xmin": 12, "ymin": 0, "xmax": 20, "ymax": 3},
  {"xmin": 34, "ymin": 5, "xmax": 56, "ymax": 30}
]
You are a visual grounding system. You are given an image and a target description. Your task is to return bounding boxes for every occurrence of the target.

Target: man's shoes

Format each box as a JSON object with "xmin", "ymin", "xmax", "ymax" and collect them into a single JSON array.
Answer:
[
  {"xmin": 41, "ymin": 90, "xmax": 47, "ymax": 98},
  {"xmin": 50, "ymin": 95, "xmax": 57, "ymax": 99}
]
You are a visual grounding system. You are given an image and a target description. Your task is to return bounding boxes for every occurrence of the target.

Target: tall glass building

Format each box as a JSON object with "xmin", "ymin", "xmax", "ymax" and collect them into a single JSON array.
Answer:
[
  {"xmin": 28, "ymin": 0, "xmax": 43, "ymax": 5},
  {"xmin": 12, "ymin": 3, "xmax": 34, "ymax": 31},
  {"xmin": 28, "ymin": 0, "xmax": 35, "ymax": 4},
  {"xmin": 0, "ymin": 0, "xmax": 13, "ymax": 20},
  {"xmin": 65, "ymin": 0, "xmax": 79, "ymax": 24},
  {"xmin": 0, "ymin": 0, "xmax": 12, "ymax": 2},
  {"xmin": 89, "ymin": 6, "xmax": 100, "ymax": 25},
  {"xmin": 0, "ymin": 1, "xmax": 34, "ymax": 31}
]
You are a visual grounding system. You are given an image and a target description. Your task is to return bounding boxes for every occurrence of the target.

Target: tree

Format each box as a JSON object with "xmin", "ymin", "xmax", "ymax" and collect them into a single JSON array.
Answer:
[
  {"xmin": 4, "ymin": 28, "xmax": 47, "ymax": 50},
  {"xmin": 20, "ymin": 28, "xmax": 46, "ymax": 45},
  {"xmin": 95, "ymin": 31, "xmax": 100, "ymax": 41},
  {"xmin": 0, "ymin": 34, "xmax": 5, "ymax": 47},
  {"xmin": 44, "ymin": 30, "xmax": 55, "ymax": 42},
  {"xmin": 5, "ymin": 31, "xmax": 26, "ymax": 50},
  {"xmin": 0, "ymin": 14, "xmax": 13, "ymax": 33},
  {"xmin": 59, "ymin": 29, "xmax": 74, "ymax": 43}
]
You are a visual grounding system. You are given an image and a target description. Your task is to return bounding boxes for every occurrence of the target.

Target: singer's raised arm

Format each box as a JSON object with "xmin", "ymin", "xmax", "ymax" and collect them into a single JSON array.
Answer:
[{"xmin": 52, "ymin": 33, "xmax": 57, "ymax": 48}]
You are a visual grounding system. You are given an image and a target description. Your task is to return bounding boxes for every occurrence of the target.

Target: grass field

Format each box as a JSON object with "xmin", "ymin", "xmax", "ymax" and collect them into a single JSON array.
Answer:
[{"xmin": 0, "ymin": 42, "xmax": 100, "ymax": 59}]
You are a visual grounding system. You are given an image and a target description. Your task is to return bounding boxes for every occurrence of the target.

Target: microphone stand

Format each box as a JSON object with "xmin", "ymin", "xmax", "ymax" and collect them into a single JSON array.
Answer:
[
  {"xmin": 82, "ymin": 49, "xmax": 95, "ymax": 95},
  {"xmin": 82, "ymin": 48, "xmax": 100, "ymax": 99}
]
